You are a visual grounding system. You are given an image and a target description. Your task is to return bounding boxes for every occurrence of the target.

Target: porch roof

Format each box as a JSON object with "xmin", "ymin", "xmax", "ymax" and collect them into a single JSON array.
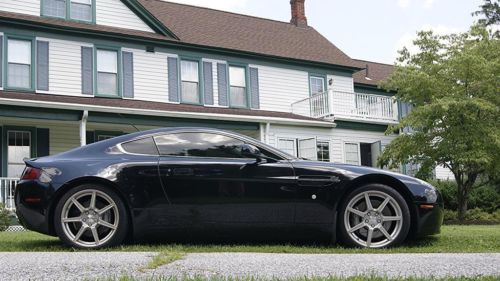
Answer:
[{"xmin": 0, "ymin": 91, "xmax": 335, "ymax": 128}]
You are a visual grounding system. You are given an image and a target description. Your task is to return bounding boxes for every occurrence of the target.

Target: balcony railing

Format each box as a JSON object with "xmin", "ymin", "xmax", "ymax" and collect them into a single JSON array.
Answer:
[
  {"xmin": 0, "ymin": 178, "xmax": 18, "ymax": 212},
  {"xmin": 291, "ymin": 90, "xmax": 399, "ymax": 123}
]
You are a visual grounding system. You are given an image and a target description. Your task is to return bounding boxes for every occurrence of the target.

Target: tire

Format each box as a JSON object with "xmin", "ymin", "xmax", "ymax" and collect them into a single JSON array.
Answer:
[
  {"xmin": 54, "ymin": 184, "xmax": 129, "ymax": 249},
  {"xmin": 338, "ymin": 184, "xmax": 410, "ymax": 248}
]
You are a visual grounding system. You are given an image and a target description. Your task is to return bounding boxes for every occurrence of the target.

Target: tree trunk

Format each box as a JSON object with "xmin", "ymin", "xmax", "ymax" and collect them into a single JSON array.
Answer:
[{"xmin": 457, "ymin": 187, "xmax": 468, "ymax": 221}]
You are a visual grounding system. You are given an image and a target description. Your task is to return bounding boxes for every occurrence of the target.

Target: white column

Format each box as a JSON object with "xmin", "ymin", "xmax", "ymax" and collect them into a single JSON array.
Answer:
[{"xmin": 80, "ymin": 110, "xmax": 88, "ymax": 146}]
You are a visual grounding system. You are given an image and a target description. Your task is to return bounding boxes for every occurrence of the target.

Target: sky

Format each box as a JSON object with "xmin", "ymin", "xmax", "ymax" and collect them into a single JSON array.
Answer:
[{"xmin": 162, "ymin": 0, "xmax": 484, "ymax": 64}]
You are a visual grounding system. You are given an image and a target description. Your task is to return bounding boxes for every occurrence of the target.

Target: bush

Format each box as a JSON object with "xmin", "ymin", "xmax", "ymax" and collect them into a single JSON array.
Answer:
[
  {"xmin": 431, "ymin": 180, "xmax": 500, "ymax": 212},
  {"xmin": 443, "ymin": 208, "xmax": 500, "ymax": 224},
  {"xmin": 0, "ymin": 204, "xmax": 10, "ymax": 231}
]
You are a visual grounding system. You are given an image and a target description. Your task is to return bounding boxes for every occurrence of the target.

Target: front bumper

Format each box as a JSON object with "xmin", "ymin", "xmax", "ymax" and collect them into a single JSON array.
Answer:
[{"xmin": 413, "ymin": 202, "xmax": 444, "ymax": 237}]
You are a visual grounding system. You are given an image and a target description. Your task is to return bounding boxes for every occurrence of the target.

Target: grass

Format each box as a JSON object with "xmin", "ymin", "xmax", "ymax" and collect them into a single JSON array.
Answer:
[
  {"xmin": 138, "ymin": 251, "xmax": 185, "ymax": 272},
  {"xmin": 98, "ymin": 276, "xmax": 500, "ymax": 281},
  {"xmin": 0, "ymin": 225, "xmax": 499, "ymax": 253}
]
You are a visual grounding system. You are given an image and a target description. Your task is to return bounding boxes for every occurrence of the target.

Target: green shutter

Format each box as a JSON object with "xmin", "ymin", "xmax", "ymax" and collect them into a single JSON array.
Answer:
[
  {"xmin": 168, "ymin": 57, "xmax": 179, "ymax": 102},
  {"xmin": 217, "ymin": 63, "xmax": 228, "ymax": 106},
  {"xmin": 249, "ymin": 67, "xmax": 260, "ymax": 109},
  {"xmin": 0, "ymin": 36, "xmax": 3, "ymax": 88},
  {"xmin": 81, "ymin": 46, "xmax": 93, "ymax": 95},
  {"xmin": 0, "ymin": 126, "xmax": 3, "ymax": 177},
  {"xmin": 37, "ymin": 41, "xmax": 50, "ymax": 91},
  {"xmin": 122, "ymin": 51, "xmax": 134, "ymax": 98},
  {"xmin": 36, "ymin": 128, "xmax": 50, "ymax": 157}
]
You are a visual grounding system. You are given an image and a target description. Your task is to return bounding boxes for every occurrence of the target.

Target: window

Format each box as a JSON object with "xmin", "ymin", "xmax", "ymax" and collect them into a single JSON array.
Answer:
[
  {"xmin": 154, "ymin": 133, "xmax": 245, "ymax": 158},
  {"xmin": 121, "ymin": 137, "xmax": 159, "ymax": 155},
  {"xmin": 344, "ymin": 143, "xmax": 360, "ymax": 165},
  {"xmin": 180, "ymin": 60, "xmax": 200, "ymax": 104},
  {"xmin": 277, "ymin": 138, "xmax": 297, "ymax": 157},
  {"xmin": 7, "ymin": 39, "xmax": 32, "ymax": 89},
  {"xmin": 7, "ymin": 131, "xmax": 31, "ymax": 177},
  {"xmin": 71, "ymin": 0, "xmax": 92, "ymax": 21},
  {"xmin": 310, "ymin": 76, "xmax": 325, "ymax": 96},
  {"xmin": 229, "ymin": 66, "xmax": 247, "ymax": 108},
  {"xmin": 43, "ymin": 0, "xmax": 66, "ymax": 18},
  {"xmin": 42, "ymin": 0, "xmax": 93, "ymax": 22},
  {"xmin": 97, "ymin": 49, "xmax": 119, "ymax": 96},
  {"xmin": 317, "ymin": 141, "xmax": 330, "ymax": 162}
]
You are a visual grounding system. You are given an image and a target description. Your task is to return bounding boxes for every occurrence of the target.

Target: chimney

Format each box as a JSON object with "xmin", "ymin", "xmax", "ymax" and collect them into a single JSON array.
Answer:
[{"xmin": 290, "ymin": 0, "xmax": 307, "ymax": 27}]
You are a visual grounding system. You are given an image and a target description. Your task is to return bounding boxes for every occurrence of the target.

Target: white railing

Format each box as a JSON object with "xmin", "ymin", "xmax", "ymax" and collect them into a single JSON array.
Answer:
[
  {"xmin": 0, "ymin": 178, "xmax": 19, "ymax": 212},
  {"xmin": 291, "ymin": 90, "xmax": 399, "ymax": 123}
]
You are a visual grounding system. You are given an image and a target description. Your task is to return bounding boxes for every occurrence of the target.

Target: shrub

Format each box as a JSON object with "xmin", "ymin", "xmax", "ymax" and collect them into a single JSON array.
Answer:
[
  {"xmin": 431, "ymin": 180, "xmax": 500, "ymax": 212},
  {"xmin": 443, "ymin": 208, "xmax": 500, "ymax": 224},
  {"xmin": 0, "ymin": 204, "xmax": 10, "ymax": 231}
]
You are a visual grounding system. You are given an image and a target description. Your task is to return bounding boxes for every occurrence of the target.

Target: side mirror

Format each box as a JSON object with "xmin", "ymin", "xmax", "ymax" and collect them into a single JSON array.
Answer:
[{"xmin": 241, "ymin": 144, "xmax": 262, "ymax": 160}]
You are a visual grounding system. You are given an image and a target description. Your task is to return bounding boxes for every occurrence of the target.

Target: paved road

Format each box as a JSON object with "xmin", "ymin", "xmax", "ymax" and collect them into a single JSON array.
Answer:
[
  {"xmin": 0, "ymin": 252, "xmax": 499, "ymax": 280},
  {"xmin": 154, "ymin": 253, "xmax": 500, "ymax": 279}
]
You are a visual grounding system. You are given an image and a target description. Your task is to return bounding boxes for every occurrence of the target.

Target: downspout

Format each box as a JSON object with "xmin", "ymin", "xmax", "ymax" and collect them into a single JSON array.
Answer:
[{"xmin": 80, "ymin": 110, "xmax": 88, "ymax": 147}]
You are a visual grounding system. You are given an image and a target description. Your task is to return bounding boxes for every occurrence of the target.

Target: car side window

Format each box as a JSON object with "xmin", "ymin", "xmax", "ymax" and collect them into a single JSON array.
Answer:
[
  {"xmin": 121, "ymin": 137, "xmax": 159, "ymax": 155},
  {"xmin": 154, "ymin": 132, "xmax": 246, "ymax": 158}
]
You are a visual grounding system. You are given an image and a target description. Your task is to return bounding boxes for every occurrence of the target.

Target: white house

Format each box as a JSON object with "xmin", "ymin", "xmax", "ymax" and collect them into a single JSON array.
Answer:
[{"xmin": 0, "ymin": 0, "xmax": 452, "ymax": 208}]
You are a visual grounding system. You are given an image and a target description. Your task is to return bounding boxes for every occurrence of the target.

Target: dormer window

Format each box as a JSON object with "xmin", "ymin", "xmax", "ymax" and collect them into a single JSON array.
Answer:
[{"xmin": 42, "ymin": 0, "xmax": 94, "ymax": 23}]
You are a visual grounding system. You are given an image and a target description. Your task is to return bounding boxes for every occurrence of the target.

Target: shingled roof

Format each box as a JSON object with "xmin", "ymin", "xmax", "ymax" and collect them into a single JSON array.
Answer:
[
  {"xmin": 0, "ymin": 0, "xmax": 359, "ymax": 70},
  {"xmin": 353, "ymin": 59, "xmax": 395, "ymax": 87},
  {"xmin": 137, "ymin": 0, "xmax": 358, "ymax": 69}
]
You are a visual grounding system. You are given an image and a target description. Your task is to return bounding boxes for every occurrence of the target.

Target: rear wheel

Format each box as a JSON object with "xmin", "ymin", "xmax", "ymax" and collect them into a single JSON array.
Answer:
[
  {"xmin": 54, "ymin": 184, "xmax": 128, "ymax": 249},
  {"xmin": 339, "ymin": 184, "xmax": 410, "ymax": 248}
]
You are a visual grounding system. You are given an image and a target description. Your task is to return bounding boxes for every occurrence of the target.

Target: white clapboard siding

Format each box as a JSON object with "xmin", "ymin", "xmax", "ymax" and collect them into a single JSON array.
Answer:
[
  {"xmin": 328, "ymin": 75, "xmax": 354, "ymax": 93},
  {"xmin": 257, "ymin": 65, "xmax": 309, "ymax": 112},
  {"xmin": 435, "ymin": 165, "xmax": 454, "ymax": 180},
  {"xmin": 96, "ymin": 0, "xmax": 154, "ymax": 33},
  {"xmin": 0, "ymin": 0, "xmax": 39, "ymax": 16},
  {"xmin": 132, "ymin": 50, "xmax": 169, "ymax": 102},
  {"xmin": 40, "ymin": 38, "xmax": 88, "ymax": 96}
]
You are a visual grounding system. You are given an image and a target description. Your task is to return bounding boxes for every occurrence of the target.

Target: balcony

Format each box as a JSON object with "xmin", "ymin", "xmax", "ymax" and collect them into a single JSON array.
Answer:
[
  {"xmin": 291, "ymin": 90, "xmax": 399, "ymax": 124},
  {"xmin": 1, "ymin": 178, "xmax": 18, "ymax": 212}
]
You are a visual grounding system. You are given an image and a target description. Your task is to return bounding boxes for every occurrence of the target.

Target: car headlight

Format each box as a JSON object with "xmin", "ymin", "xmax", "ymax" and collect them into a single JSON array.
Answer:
[{"xmin": 424, "ymin": 187, "xmax": 438, "ymax": 203}]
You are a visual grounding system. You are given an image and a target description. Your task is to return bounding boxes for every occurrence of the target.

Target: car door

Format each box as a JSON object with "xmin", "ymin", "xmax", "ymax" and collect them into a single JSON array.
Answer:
[{"xmin": 154, "ymin": 131, "xmax": 297, "ymax": 230}]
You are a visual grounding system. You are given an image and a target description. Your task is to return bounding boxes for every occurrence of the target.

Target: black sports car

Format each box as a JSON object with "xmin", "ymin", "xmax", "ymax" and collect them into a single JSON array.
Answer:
[{"xmin": 15, "ymin": 127, "xmax": 443, "ymax": 249}]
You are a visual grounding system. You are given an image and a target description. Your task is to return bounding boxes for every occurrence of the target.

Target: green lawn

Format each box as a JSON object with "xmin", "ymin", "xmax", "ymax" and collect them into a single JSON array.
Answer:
[{"xmin": 1, "ymin": 225, "xmax": 499, "ymax": 253}]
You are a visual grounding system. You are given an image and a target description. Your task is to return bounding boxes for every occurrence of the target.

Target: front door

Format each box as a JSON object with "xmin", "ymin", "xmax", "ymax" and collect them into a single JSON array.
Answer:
[
  {"xmin": 155, "ymin": 132, "xmax": 296, "ymax": 230},
  {"xmin": 7, "ymin": 130, "xmax": 32, "ymax": 178}
]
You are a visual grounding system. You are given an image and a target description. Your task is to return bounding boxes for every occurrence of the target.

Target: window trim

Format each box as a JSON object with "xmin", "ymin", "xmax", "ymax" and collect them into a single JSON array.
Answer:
[
  {"xmin": 227, "ymin": 63, "xmax": 250, "ymax": 109},
  {"xmin": 3, "ymin": 34, "xmax": 36, "ymax": 92},
  {"xmin": 316, "ymin": 140, "xmax": 331, "ymax": 162},
  {"xmin": 179, "ymin": 57, "xmax": 203, "ymax": 105},
  {"xmin": 94, "ymin": 46, "xmax": 122, "ymax": 98},
  {"xmin": 40, "ymin": 0, "xmax": 96, "ymax": 24},
  {"xmin": 1, "ymin": 126, "xmax": 37, "ymax": 177},
  {"xmin": 276, "ymin": 137, "xmax": 298, "ymax": 157},
  {"xmin": 309, "ymin": 73, "xmax": 327, "ymax": 96},
  {"xmin": 343, "ymin": 141, "xmax": 361, "ymax": 166}
]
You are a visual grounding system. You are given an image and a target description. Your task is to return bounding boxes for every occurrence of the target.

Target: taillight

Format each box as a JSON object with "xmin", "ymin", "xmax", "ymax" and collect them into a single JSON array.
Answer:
[{"xmin": 21, "ymin": 167, "xmax": 41, "ymax": 180}]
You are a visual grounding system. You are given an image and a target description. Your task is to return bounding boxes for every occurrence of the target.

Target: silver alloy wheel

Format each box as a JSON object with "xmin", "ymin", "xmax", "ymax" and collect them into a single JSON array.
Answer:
[
  {"xmin": 344, "ymin": 190, "xmax": 403, "ymax": 248},
  {"xmin": 60, "ymin": 189, "xmax": 119, "ymax": 248}
]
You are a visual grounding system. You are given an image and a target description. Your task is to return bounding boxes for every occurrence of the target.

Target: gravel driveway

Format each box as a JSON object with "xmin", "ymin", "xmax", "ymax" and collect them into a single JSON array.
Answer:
[{"xmin": 0, "ymin": 252, "xmax": 499, "ymax": 280}]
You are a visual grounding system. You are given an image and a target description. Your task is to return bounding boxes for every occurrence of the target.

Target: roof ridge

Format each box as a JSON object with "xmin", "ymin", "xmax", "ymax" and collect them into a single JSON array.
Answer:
[
  {"xmin": 147, "ymin": 0, "xmax": 307, "ymax": 28},
  {"xmin": 353, "ymin": 59, "xmax": 394, "ymax": 67}
]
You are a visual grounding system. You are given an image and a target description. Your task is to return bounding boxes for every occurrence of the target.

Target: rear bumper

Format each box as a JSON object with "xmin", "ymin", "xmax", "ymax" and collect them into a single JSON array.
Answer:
[{"xmin": 15, "ymin": 180, "xmax": 53, "ymax": 236}]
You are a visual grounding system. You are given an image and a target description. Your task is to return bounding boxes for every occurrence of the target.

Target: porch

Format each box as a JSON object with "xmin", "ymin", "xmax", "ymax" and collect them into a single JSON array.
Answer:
[{"xmin": 291, "ymin": 90, "xmax": 399, "ymax": 124}]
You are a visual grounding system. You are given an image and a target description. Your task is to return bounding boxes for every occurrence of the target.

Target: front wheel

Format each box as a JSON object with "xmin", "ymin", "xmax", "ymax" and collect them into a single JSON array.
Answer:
[
  {"xmin": 54, "ymin": 184, "xmax": 129, "ymax": 249},
  {"xmin": 339, "ymin": 184, "xmax": 410, "ymax": 248}
]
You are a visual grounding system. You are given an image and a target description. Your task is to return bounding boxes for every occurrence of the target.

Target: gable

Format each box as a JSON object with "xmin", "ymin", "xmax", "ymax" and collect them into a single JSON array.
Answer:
[{"xmin": 97, "ymin": 0, "xmax": 154, "ymax": 33}]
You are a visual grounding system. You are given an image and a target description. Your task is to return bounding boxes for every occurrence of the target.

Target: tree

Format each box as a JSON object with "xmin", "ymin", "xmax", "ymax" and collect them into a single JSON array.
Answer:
[
  {"xmin": 473, "ymin": 0, "xmax": 500, "ymax": 26},
  {"xmin": 378, "ymin": 25, "xmax": 500, "ymax": 221}
]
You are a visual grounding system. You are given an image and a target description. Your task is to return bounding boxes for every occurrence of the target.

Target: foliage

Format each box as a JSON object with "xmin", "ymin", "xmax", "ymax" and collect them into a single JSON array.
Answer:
[
  {"xmin": 432, "ymin": 180, "xmax": 500, "ymax": 212},
  {"xmin": 443, "ymin": 208, "xmax": 500, "ymax": 223},
  {"xmin": 473, "ymin": 0, "xmax": 500, "ymax": 28},
  {"xmin": 0, "ymin": 204, "xmax": 10, "ymax": 231},
  {"xmin": 378, "ymin": 24, "xmax": 500, "ymax": 221}
]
